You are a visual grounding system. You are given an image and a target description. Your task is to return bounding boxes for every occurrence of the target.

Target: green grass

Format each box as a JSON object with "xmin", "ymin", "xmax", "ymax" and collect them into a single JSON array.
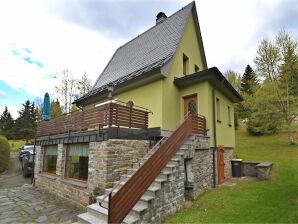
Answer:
[
  {"xmin": 8, "ymin": 139, "xmax": 27, "ymax": 152},
  {"xmin": 165, "ymin": 129, "xmax": 298, "ymax": 223}
]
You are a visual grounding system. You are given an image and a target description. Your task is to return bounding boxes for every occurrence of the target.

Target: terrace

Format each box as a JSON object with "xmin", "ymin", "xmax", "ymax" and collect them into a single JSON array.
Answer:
[{"xmin": 36, "ymin": 100, "xmax": 207, "ymax": 145}]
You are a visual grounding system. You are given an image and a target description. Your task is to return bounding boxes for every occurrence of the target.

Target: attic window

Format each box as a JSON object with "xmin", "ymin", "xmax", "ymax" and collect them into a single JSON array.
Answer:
[
  {"xmin": 194, "ymin": 64, "xmax": 200, "ymax": 72},
  {"xmin": 183, "ymin": 54, "xmax": 189, "ymax": 75}
]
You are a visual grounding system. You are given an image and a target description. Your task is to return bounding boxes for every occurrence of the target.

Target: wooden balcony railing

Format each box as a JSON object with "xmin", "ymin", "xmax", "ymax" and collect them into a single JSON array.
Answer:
[
  {"xmin": 36, "ymin": 102, "xmax": 150, "ymax": 137},
  {"xmin": 107, "ymin": 113, "xmax": 205, "ymax": 223}
]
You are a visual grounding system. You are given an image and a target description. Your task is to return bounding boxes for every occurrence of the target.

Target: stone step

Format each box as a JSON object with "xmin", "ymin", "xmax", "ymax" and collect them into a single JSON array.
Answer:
[
  {"xmin": 77, "ymin": 212, "xmax": 105, "ymax": 224},
  {"xmin": 150, "ymin": 177, "xmax": 167, "ymax": 188},
  {"xmin": 144, "ymin": 185, "xmax": 161, "ymax": 198},
  {"xmin": 87, "ymin": 203, "xmax": 108, "ymax": 219},
  {"xmin": 82, "ymin": 203, "xmax": 140, "ymax": 224},
  {"xmin": 97, "ymin": 193, "xmax": 154, "ymax": 209},
  {"xmin": 163, "ymin": 164, "xmax": 178, "ymax": 173}
]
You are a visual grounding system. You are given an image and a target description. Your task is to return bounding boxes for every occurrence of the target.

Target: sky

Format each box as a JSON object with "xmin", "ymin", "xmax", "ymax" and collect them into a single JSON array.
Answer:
[{"xmin": 0, "ymin": 0, "xmax": 297, "ymax": 118}]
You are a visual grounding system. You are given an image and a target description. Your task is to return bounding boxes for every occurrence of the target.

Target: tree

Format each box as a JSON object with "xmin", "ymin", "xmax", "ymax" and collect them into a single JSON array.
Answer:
[
  {"xmin": 254, "ymin": 30, "xmax": 298, "ymax": 144},
  {"xmin": 225, "ymin": 70, "xmax": 241, "ymax": 129},
  {"xmin": 76, "ymin": 72, "xmax": 92, "ymax": 98},
  {"xmin": 240, "ymin": 65, "xmax": 259, "ymax": 94},
  {"xmin": 50, "ymin": 99, "xmax": 62, "ymax": 119},
  {"xmin": 55, "ymin": 70, "xmax": 77, "ymax": 113},
  {"xmin": 0, "ymin": 106, "xmax": 14, "ymax": 139},
  {"xmin": 14, "ymin": 100, "xmax": 37, "ymax": 142},
  {"xmin": 34, "ymin": 97, "xmax": 43, "ymax": 122},
  {"xmin": 247, "ymin": 81, "xmax": 283, "ymax": 135},
  {"xmin": 225, "ymin": 70, "xmax": 241, "ymax": 92}
]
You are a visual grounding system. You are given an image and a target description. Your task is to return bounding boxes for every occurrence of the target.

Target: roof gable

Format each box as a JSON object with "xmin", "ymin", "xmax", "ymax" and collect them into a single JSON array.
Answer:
[
  {"xmin": 93, "ymin": 2, "xmax": 194, "ymax": 89},
  {"xmin": 76, "ymin": 1, "xmax": 208, "ymax": 106}
]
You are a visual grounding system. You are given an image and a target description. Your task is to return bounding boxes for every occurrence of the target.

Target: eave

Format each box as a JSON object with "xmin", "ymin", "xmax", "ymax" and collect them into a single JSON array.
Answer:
[{"xmin": 174, "ymin": 67, "xmax": 243, "ymax": 103}]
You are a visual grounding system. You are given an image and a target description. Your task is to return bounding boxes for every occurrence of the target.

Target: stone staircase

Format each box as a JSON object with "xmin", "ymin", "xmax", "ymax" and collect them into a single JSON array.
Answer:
[{"xmin": 76, "ymin": 137, "xmax": 194, "ymax": 224}]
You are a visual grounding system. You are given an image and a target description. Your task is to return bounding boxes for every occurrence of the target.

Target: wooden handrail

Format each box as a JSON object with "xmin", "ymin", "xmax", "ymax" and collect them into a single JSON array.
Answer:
[{"xmin": 108, "ymin": 114, "xmax": 198, "ymax": 223}]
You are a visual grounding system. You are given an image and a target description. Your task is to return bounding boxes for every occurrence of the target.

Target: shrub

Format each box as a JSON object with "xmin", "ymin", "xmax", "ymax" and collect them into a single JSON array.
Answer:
[{"xmin": 0, "ymin": 135, "xmax": 10, "ymax": 173}]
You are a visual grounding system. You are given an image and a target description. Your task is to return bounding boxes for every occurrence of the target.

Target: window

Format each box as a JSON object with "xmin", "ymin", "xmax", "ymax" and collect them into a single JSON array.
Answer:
[
  {"xmin": 216, "ymin": 98, "xmax": 221, "ymax": 122},
  {"xmin": 183, "ymin": 54, "xmax": 189, "ymax": 75},
  {"xmin": 43, "ymin": 145, "xmax": 58, "ymax": 174},
  {"xmin": 228, "ymin": 106, "xmax": 232, "ymax": 126},
  {"xmin": 188, "ymin": 100, "xmax": 197, "ymax": 114},
  {"xmin": 194, "ymin": 64, "xmax": 199, "ymax": 72},
  {"xmin": 65, "ymin": 144, "xmax": 89, "ymax": 181}
]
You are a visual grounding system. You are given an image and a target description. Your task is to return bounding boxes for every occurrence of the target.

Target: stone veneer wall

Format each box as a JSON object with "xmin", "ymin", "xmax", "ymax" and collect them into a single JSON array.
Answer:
[
  {"xmin": 185, "ymin": 136, "xmax": 212, "ymax": 199},
  {"xmin": 242, "ymin": 161, "xmax": 259, "ymax": 177},
  {"xmin": 34, "ymin": 140, "xmax": 149, "ymax": 208},
  {"xmin": 88, "ymin": 139, "xmax": 149, "ymax": 191}
]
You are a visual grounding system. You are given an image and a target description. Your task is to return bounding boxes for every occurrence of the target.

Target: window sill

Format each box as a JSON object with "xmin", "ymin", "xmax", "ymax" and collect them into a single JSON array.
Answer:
[
  {"xmin": 217, "ymin": 120, "xmax": 222, "ymax": 123},
  {"xmin": 39, "ymin": 172, "xmax": 59, "ymax": 180},
  {"xmin": 61, "ymin": 178, "xmax": 87, "ymax": 188}
]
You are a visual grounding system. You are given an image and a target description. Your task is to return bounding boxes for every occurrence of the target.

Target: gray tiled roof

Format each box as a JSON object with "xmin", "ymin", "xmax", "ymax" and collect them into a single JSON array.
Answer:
[{"xmin": 78, "ymin": 2, "xmax": 194, "ymax": 102}]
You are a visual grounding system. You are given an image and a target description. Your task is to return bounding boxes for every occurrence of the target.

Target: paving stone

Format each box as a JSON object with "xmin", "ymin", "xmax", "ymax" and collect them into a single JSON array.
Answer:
[{"xmin": 0, "ymin": 186, "xmax": 83, "ymax": 223}]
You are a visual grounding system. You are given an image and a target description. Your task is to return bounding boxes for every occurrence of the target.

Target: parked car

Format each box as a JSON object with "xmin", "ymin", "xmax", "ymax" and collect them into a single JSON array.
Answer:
[
  {"xmin": 19, "ymin": 145, "xmax": 35, "ymax": 177},
  {"xmin": 19, "ymin": 145, "xmax": 34, "ymax": 162}
]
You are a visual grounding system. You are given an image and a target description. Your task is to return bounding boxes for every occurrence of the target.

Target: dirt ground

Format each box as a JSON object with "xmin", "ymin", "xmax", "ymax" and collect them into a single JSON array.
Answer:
[{"xmin": 0, "ymin": 153, "xmax": 31, "ymax": 189}]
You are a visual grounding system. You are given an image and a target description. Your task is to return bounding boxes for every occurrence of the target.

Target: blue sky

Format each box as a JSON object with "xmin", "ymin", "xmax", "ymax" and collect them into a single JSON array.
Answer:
[{"xmin": 0, "ymin": 0, "xmax": 297, "ymax": 118}]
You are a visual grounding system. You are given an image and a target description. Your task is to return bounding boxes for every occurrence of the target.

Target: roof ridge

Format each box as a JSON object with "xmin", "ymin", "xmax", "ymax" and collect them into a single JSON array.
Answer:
[{"xmin": 117, "ymin": 1, "xmax": 194, "ymax": 50}]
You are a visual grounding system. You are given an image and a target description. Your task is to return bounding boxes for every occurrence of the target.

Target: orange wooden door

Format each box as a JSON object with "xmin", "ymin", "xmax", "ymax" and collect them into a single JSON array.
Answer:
[
  {"xmin": 217, "ymin": 145, "xmax": 225, "ymax": 184},
  {"xmin": 184, "ymin": 95, "xmax": 197, "ymax": 116}
]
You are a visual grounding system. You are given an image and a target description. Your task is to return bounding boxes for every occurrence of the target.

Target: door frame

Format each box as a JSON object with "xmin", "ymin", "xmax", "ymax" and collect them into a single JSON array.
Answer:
[{"xmin": 183, "ymin": 94, "xmax": 198, "ymax": 116}]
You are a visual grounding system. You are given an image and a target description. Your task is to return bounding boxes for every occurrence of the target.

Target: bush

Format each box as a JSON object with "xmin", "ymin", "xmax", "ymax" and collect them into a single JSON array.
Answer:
[{"xmin": 0, "ymin": 135, "xmax": 10, "ymax": 173}]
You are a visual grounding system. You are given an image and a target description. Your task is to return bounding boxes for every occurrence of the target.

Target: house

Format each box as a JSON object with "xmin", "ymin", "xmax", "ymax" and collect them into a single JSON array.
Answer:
[{"xmin": 34, "ymin": 2, "xmax": 242, "ymax": 223}]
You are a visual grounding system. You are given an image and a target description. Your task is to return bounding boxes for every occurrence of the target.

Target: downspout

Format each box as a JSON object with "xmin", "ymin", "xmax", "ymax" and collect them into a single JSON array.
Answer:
[{"xmin": 212, "ymin": 88, "xmax": 217, "ymax": 188}]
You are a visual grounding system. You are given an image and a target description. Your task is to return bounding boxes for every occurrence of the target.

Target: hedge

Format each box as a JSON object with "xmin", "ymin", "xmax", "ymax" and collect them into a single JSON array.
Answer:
[{"xmin": 0, "ymin": 135, "xmax": 10, "ymax": 173}]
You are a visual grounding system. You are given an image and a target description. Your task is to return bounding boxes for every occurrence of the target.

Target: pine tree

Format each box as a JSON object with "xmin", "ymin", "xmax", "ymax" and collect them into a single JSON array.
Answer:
[
  {"xmin": 0, "ymin": 106, "xmax": 14, "ymax": 139},
  {"xmin": 14, "ymin": 100, "xmax": 37, "ymax": 141},
  {"xmin": 240, "ymin": 65, "xmax": 258, "ymax": 94},
  {"xmin": 50, "ymin": 99, "xmax": 62, "ymax": 119}
]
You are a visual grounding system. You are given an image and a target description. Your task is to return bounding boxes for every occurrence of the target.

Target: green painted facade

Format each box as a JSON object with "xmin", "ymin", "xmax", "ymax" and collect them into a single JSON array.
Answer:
[{"xmin": 87, "ymin": 14, "xmax": 237, "ymax": 148}]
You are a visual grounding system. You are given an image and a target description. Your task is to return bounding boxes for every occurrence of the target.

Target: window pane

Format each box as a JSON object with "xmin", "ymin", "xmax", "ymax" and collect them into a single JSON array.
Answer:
[
  {"xmin": 188, "ymin": 100, "xmax": 197, "ymax": 114},
  {"xmin": 65, "ymin": 144, "xmax": 89, "ymax": 181},
  {"xmin": 43, "ymin": 145, "xmax": 58, "ymax": 174}
]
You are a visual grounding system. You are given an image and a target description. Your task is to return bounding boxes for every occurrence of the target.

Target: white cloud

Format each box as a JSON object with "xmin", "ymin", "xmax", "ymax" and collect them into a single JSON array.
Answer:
[
  {"xmin": 195, "ymin": 0, "xmax": 285, "ymax": 73},
  {"xmin": 0, "ymin": 0, "xmax": 125, "ymax": 98}
]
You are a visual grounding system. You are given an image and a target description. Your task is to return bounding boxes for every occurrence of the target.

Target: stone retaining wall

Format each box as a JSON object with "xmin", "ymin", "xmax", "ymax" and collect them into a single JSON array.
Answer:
[{"xmin": 35, "ymin": 140, "xmax": 149, "ymax": 208}]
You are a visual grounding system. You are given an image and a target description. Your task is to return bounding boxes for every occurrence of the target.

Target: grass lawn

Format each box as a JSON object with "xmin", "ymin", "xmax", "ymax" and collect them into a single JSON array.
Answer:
[
  {"xmin": 165, "ymin": 129, "xmax": 298, "ymax": 223},
  {"xmin": 8, "ymin": 139, "xmax": 27, "ymax": 152}
]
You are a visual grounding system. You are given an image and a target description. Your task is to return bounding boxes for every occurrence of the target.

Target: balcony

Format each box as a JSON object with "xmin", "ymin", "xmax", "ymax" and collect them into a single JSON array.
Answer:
[{"xmin": 37, "ymin": 101, "xmax": 150, "ymax": 138}]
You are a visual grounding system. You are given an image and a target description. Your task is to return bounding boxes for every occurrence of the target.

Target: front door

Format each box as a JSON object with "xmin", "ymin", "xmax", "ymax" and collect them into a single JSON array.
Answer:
[
  {"xmin": 184, "ymin": 95, "xmax": 197, "ymax": 116},
  {"xmin": 217, "ymin": 145, "xmax": 225, "ymax": 184}
]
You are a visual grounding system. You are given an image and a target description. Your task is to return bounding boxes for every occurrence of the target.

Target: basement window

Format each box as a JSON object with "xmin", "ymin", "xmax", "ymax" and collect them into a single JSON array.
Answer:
[
  {"xmin": 216, "ymin": 98, "xmax": 221, "ymax": 123},
  {"xmin": 65, "ymin": 144, "xmax": 89, "ymax": 181},
  {"xmin": 43, "ymin": 145, "xmax": 58, "ymax": 174},
  {"xmin": 194, "ymin": 64, "xmax": 200, "ymax": 72},
  {"xmin": 183, "ymin": 54, "xmax": 189, "ymax": 75}
]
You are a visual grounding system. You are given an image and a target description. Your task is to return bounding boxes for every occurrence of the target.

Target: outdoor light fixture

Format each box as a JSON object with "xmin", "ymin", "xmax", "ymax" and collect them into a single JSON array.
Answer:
[{"xmin": 107, "ymin": 83, "xmax": 114, "ymax": 99}]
